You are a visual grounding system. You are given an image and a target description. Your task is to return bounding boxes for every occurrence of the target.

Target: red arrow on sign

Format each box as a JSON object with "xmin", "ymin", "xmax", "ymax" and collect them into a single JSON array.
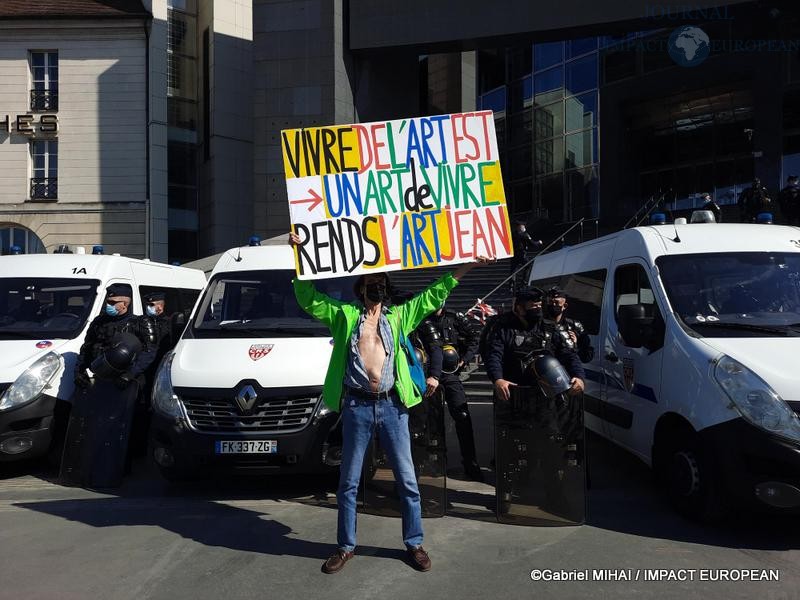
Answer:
[{"xmin": 290, "ymin": 189, "xmax": 323, "ymax": 212}]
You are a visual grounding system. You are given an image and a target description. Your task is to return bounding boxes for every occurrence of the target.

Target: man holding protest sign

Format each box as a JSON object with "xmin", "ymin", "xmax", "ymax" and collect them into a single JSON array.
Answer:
[
  {"xmin": 282, "ymin": 112, "xmax": 511, "ymax": 573},
  {"xmin": 290, "ymin": 231, "xmax": 493, "ymax": 574}
]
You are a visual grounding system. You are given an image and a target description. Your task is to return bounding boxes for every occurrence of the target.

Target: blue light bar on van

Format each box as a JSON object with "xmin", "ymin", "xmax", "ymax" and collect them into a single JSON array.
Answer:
[
  {"xmin": 9, "ymin": 245, "xmax": 23, "ymax": 255},
  {"xmin": 650, "ymin": 212, "xmax": 667, "ymax": 225},
  {"xmin": 92, "ymin": 245, "xmax": 104, "ymax": 255},
  {"xmin": 757, "ymin": 212, "xmax": 773, "ymax": 224},
  {"xmin": 249, "ymin": 235, "xmax": 262, "ymax": 246}
]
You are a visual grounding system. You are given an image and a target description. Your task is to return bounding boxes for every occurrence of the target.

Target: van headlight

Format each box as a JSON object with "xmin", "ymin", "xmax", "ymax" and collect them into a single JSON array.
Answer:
[
  {"xmin": 714, "ymin": 355, "xmax": 800, "ymax": 443},
  {"xmin": 314, "ymin": 396, "xmax": 332, "ymax": 419},
  {"xmin": 0, "ymin": 352, "xmax": 63, "ymax": 411},
  {"xmin": 152, "ymin": 351, "xmax": 184, "ymax": 419}
]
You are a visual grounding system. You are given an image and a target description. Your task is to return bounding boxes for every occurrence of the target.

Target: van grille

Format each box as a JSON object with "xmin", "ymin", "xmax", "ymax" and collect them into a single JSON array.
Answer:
[{"xmin": 180, "ymin": 395, "xmax": 318, "ymax": 433}]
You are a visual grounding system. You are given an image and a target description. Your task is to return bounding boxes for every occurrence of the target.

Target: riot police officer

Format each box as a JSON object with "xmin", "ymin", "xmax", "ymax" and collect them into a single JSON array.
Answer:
[
  {"xmin": 63, "ymin": 283, "xmax": 157, "ymax": 487},
  {"xmin": 700, "ymin": 193, "xmax": 722, "ymax": 223},
  {"xmin": 425, "ymin": 302, "xmax": 483, "ymax": 481},
  {"xmin": 738, "ymin": 178, "xmax": 772, "ymax": 223},
  {"xmin": 545, "ymin": 287, "xmax": 594, "ymax": 364},
  {"xmin": 74, "ymin": 283, "xmax": 156, "ymax": 389},
  {"xmin": 779, "ymin": 175, "xmax": 800, "ymax": 226},
  {"xmin": 143, "ymin": 291, "xmax": 172, "ymax": 371},
  {"xmin": 510, "ymin": 222, "xmax": 542, "ymax": 294},
  {"xmin": 483, "ymin": 287, "xmax": 585, "ymax": 399}
]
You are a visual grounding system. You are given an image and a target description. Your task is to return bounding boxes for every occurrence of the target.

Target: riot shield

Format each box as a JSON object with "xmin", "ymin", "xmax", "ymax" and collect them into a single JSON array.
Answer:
[
  {"xmin": 58, "ymin": 378, "xmax": 139, "ymax": 489},
  {"xmin": 361, "ymin": 392, "xmax": 447, "ymax": 518},
  {"xmin": 494, "ymin": 385, "xmax": 586, "ymax": 525},
  {"xmin": 59, "ymin": 383, "xmax": 95, "ymax": 487},
  {"xmin": 86, "ymin": 379, "xmax": 139, "ymax": 489}
]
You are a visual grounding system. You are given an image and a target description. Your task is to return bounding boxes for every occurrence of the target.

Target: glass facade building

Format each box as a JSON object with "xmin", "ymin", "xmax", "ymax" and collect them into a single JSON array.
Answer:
[
  {"xmin": 478, "ymin": 40, "xmax": 601, "ymax": 229},
  {"xmin": 477, "ymin": 18, "xmax": 800, "ymax": 234},
  {"xmin": 167, "ymin": 0, "xmax": 199, "ymax": 264}
]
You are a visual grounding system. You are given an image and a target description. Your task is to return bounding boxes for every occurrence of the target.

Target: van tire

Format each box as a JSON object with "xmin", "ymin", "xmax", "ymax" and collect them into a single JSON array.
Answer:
[{"xmin": 655, "ymin": 427, "xmax": 727, "ymax": 522}]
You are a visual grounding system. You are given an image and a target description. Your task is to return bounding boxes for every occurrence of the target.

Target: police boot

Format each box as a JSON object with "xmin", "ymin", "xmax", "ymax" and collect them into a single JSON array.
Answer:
[{"xmin": 454, "ymin": 412, "xmax": 483, "ymax": 482}]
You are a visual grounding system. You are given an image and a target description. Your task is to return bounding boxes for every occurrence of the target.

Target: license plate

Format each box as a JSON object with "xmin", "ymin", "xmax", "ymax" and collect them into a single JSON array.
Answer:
[{"xmin": 215, "ymin": 440, "xmax": 278, "ymax": 454}]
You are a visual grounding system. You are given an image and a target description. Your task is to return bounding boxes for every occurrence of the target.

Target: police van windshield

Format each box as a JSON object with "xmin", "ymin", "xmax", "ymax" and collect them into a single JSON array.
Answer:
[
  {"xmin": 191, "ymin": 269, "xmax": 355, "ymax": 338},
  {"xmin": 656, "ymin": 253, "xmax": 800, "ymax": 337},
  {"xmin": 0, "ymin": 278, "xmax": 100, "ymax": 340}
]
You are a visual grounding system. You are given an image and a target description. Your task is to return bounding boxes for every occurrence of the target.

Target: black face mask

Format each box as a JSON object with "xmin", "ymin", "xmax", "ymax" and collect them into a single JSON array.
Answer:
[
  {"xmin": 524, "ymin": 307, "xmax": 543, "ymax": 324},
  {"xmin": 364, "ymin": 283, "xmax": 388, "ymax": 303},
  {"xmin": 547, "ymin": 304, "xmax": 564, "ymax": 317}
]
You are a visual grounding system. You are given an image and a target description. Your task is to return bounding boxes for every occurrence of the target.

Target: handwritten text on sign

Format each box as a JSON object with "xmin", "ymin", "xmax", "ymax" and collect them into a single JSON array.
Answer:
[{"xmin": 282, "ymin": 111, "xmax": 512, "ymax": 280}]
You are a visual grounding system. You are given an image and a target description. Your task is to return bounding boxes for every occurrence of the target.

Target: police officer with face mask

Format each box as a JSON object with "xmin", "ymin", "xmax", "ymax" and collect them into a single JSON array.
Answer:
[
  {"xmin": 425, "ymin": 302, "xmax": 483, "ymax": 481},
  {"xmin": 143, "ymin": 291, "xmax": 172, "ymax": 367},
  {"xmin": 546, "ymin": 288, "xmax": 594, "ymax": 364},
  {"xmin": 484, "ymin": 287, "xmax": 585, "ymax": 400},
  {"xmin": 74, "ymin": 283, "xmax": 156, "ymax": 389},
  {"xmin": 484, "ymin": 287, "xmax": 587, "ymax": 523}
]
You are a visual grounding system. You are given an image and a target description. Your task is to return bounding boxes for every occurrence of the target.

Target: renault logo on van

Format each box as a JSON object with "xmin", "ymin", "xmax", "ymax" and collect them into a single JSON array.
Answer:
[{"xmin": 235, "ymin": 385, "xmax": 259, "ymax": 414}]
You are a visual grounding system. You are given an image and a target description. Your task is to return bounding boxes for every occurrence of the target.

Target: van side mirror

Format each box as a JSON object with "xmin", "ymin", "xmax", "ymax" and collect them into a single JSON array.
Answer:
[
  {"xmin": 617, "ymin": 304, "xmax": 653, "ymax": 348},
  {"xmin": 170, "ymin": 311, "xmax": 187, "ymax": 345}
]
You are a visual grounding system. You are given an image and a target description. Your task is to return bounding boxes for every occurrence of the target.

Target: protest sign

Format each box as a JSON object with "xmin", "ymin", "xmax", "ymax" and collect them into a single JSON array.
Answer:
[{"xmin": 282, "ymin": 111, "xmax": 513, "ymax": 280}]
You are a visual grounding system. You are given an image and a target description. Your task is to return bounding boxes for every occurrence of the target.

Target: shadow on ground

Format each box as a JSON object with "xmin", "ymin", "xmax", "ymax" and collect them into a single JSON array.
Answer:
[{"xmin": 6, "ymin": 430, "xmax": 799, "ymax": 554}]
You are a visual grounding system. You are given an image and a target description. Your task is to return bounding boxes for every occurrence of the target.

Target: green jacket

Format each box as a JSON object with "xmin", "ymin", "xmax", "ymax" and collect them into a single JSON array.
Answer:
[{"xmin": 293, "ymin": 273, "xmax": 459, "ymax": 412}]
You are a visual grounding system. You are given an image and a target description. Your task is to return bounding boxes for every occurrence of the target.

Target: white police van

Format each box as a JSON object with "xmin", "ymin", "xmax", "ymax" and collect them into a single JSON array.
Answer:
[
  {"xmin": 0, "ymin": 250, "xmax": 205, "ymax": 465},
  {"xmin": 529, "ymin": 222, "xmax": 800, "ymax": 517},
  {"xmin": 149, "ymin": 243, "xmax": 352, "ymax": 480}
]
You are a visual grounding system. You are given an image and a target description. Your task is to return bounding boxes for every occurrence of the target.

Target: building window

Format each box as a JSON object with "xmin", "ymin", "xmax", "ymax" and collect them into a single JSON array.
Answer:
[
  {"xmin": 30, "ymin": 140, "xmax": 57, "ymax": 200},
  {"xmin": 30, "ymin": 51, "xmax": 58, "ymax": 111},
  {"xmin": 0, "ymin": 224, "xmax": 46, "ymax": 255}
]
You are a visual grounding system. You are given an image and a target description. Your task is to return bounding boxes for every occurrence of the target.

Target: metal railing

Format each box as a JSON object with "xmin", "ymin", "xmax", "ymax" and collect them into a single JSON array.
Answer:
[
  {"xmin": 623, "ymin": 190, "xmax": 675, "ymax": 229},
  {"xmin": 468, "ymin": 218, "xmax": 595, "ymax": 312},
  {"xmin": 30, "ymin": 89, "xmax": 58, "ymax": 111},
  {"xmin": 30, "ymin": 178, "xmax": 57, "ymax": 200}
]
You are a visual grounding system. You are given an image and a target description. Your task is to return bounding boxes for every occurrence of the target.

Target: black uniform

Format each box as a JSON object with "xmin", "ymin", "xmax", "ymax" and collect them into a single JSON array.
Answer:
[
  {"xmin": 426, "ymin": 308, "xmax": 483, "ymax": 478},
  {"xmin": 76, "ymin": 312, "xmax": 157, "ymax": 386},
  {"xmin": 779, "ymin": 179, "xmax": 800, "ymax": 226},
  {"xmin": 702, "ymin": 199, "xmax": 722, "ymax": 223},
  {"xmin": 485, "ymin": 310, "xmax": 588, "ymax": 524},
  {"xmin": 141, "ymin": 314, "xmax": 170, "ymax": 376},
  {"xmin": 484, "ymin": 312, "xmax": 585, "ymax": 386},
  {"xmin": 738, "ymin": 181, "xmax": 772, "ymax": 223},
  {"xmin": 62, "ymin": 286, "xmax": 158, "ymax": 488},
  {"xmin": 552, "ymin": 318, "xmax": 594, "ymax": 364}
]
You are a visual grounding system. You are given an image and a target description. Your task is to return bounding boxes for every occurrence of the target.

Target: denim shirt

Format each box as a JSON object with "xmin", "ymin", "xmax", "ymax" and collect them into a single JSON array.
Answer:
[{"xmin": 343, "ymin": 307, "xmax": 396, "ymax": 393}]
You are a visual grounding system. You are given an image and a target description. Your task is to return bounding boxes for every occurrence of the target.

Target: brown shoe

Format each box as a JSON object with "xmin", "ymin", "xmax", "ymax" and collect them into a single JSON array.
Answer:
[
  {"xmin": 322, "ymin": 549, "xmax": 354, "ymax": 574},
  {"xmin": 407, "ymin": 545, "xmax": 431, "ymax": 571}
]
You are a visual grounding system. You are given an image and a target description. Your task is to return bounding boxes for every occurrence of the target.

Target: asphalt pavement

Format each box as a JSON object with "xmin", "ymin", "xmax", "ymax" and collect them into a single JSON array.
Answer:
[{"xmin": 0, "ymin": 431, "xmax": 798, "ymax": 600}]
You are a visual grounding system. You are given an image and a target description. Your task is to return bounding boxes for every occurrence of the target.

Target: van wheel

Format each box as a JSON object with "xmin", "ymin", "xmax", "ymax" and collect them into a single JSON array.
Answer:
[{"xmin": 656, "ymin": 429, "xmax": 727, "ymax": 522}]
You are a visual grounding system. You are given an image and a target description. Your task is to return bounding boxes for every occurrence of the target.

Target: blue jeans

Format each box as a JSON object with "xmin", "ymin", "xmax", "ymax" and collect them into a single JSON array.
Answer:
[{"xmin": 336, "ymin": 394, "xmax": 423, "ymax": 552}]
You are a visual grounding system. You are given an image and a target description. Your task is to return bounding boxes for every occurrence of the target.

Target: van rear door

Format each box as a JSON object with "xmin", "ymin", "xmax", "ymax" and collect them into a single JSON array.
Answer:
[{"xmin": 600, "ymin": 259, "xmax": 665, "ymax": 461}]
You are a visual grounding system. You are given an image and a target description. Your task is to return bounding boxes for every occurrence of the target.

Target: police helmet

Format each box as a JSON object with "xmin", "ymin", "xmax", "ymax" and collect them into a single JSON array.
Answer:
[
  {"xmin": 414, "ymin": 346, "xmax": 427, "ymax": 367},
  {"xmin": 441, "ymin": 344, "xmax": 460, "ymax": 373},
  {"xmin": 90, "ymin": 332, "xmax": 142, "ymax": 379},
  {"xmin": 530, "ymin": 355, "xmax": 572, "ymax": 398}
]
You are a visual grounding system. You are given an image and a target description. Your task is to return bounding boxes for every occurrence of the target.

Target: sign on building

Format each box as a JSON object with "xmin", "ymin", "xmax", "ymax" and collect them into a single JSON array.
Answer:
[{"xmin": 281, "ymin": 111, "xmax": 512, "ymax": 280}]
